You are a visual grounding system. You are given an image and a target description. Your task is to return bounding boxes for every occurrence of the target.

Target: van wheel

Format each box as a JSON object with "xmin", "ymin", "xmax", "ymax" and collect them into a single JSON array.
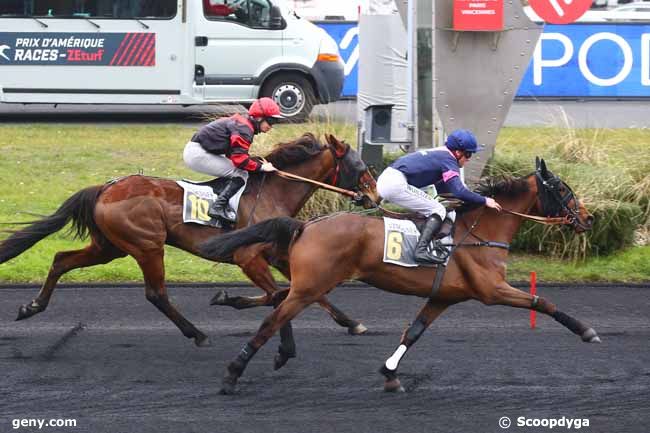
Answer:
[{"xmin": 261, "ymin": 74, "xmax": 315, "ymax": 122}]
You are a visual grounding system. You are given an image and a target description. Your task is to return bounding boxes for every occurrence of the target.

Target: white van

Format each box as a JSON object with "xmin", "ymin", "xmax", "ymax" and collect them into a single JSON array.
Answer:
[{"xmin": 0, "ymin": 0, "xmax": 345, "ymax": 120}]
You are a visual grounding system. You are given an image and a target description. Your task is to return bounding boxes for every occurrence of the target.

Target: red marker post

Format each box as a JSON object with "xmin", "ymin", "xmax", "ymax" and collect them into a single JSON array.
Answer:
[{"xmin": 530, "ymin": 271, "xmax": 537, "ymax": 329}]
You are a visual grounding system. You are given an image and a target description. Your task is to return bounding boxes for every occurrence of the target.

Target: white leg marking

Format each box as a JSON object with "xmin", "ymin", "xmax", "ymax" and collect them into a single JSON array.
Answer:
[{"xmin": 385, "ymin": 344, "xmax": 407, "ymax": 370}]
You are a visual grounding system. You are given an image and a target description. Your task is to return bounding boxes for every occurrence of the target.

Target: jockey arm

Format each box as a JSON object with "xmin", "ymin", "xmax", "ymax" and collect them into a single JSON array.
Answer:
[
  {"xmin": 442, "ymin": 174, "xmax": 486, "ymax": 205},
  {"xmin": 443, "ymin": 172, "xmax": 501, "ymax": 210},
  {"xmin": 229, "ymin": 134, "xmax": 263, "ymax": 172}
]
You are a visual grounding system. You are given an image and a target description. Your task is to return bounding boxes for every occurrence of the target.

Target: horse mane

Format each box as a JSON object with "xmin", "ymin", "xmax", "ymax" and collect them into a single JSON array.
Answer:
[
  {"xmin": 457, "ymin": 174, "xmax": 531, "ymax": 214},
  {"xmin": 474, "ymin": 174, "xmax": 530, "ymax": 198},
  {"xmin": 263, "ymin": 133, "xmax": 324, "ymax": 169}
]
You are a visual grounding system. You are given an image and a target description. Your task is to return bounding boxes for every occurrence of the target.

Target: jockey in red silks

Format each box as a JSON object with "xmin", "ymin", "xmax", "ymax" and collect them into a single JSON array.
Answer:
[
  {"xmin": 183, "ymin": 97, "xmax": 284, "ymax": 221},
  {"xmin": 377, "ymin": 129, "xmax": 502, "ymax": 264}
]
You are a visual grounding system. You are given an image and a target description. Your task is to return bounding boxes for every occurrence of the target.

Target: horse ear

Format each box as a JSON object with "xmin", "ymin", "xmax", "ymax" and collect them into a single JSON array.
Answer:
[
  {"xmin": 540, "ymin": 158, "xmax": 549, "ymax": 177},
  {"xmin": 329, "ymin": 134, "xmax": 345, "ymax": 150},
  {"xmin": 535, "ymin": 156, "xmax": 541, "ymax": 171}
]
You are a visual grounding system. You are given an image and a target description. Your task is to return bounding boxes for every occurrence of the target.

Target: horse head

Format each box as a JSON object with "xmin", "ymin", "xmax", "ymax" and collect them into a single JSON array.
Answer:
[
  {"xmin": 324, "ymin": 133, "xmax": 381, "ymax": 209},
  {"xmin": 533, "ymin": 157, "xmax": 593, "ymax": 233}
]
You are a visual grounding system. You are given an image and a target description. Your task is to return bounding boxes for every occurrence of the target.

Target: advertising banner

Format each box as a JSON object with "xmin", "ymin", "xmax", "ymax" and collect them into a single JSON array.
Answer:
[
  {"xmin": 453, "ymin": 0, "xmax": 504, "ymax": 31},
  {"xmin": 318, "ymin": 22, "xmax": 650, "ymax": 98},
  {"xmin": 528, "ymin": 0, "xmax": 592, "ymax": 24},
  {"xmin": 518, "ymin": 24, "xmax": 650, "ymax": 98},
  {"xmin": 0, "ymin": 32, "xmax": 156, "ymax": 66}
]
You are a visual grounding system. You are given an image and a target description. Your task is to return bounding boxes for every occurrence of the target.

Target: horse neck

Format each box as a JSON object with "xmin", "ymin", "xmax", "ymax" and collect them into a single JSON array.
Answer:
[
  {"xmin": 466, "ymin": 182, "xmax": 539, "ymax": 244},
  {"xmin": 242, "ymin": 149, "xmax": 335, "ymax": 221}
]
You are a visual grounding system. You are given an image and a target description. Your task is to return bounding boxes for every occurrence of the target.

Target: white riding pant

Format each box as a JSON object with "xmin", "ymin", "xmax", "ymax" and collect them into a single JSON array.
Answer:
[
  {"xmin": 183, "ymin": 141, "xmax": 248, "ymax": 180},
  {"xmin": 377, "ymin": 167, "xmax": 446, "ymax": 220}
]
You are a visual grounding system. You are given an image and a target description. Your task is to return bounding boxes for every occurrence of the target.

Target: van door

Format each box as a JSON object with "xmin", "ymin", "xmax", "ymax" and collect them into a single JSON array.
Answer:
[{"xmin": 194, "ymin": 0, "xmax": 283, "ymax": 101}]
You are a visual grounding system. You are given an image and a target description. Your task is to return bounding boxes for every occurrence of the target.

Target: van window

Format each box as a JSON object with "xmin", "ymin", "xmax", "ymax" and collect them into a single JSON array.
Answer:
[
  {"xmin": 0, "ymin": 0, "xmax": 177, "ymax": 19},
  {"xmin": 204, "ymin": 0, "xmax": 274, "ymax": 29}
]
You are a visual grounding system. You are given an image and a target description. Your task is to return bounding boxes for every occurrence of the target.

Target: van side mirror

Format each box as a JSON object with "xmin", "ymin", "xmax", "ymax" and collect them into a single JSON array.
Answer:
[{"xmin": 270, "ymin": 5, "xmax": 283, "ymax": 29}]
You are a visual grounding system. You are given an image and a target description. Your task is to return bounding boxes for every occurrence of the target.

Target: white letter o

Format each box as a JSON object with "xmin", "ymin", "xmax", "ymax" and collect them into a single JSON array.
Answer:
[{"xmin": 579, "ymin": 33, "xmax": 633, "ymax": 86}]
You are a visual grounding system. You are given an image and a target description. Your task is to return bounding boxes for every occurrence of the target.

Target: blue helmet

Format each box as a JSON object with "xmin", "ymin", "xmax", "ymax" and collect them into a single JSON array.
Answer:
[{"xmin": 445, "ymin": 129, "xmax": 480, "ymax": 153}]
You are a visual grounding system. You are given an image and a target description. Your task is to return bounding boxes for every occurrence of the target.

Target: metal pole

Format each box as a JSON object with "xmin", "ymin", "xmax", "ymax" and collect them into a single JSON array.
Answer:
[
  {"xmin": 406, "ymin": 0, "xmax": 415, "ymax": 151},
  {"xmin": 416, "ymin": 0, "xmax": 433, "ymax": 150}
]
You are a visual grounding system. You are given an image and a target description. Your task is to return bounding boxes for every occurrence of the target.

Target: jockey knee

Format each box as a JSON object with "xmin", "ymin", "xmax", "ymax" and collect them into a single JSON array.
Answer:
[{"xmin": 429, "ymin": 201, "xmax": 446, "ymax": 221}]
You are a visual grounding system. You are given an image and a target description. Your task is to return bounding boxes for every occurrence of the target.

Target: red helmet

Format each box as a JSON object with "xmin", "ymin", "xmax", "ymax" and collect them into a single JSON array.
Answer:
[{"xmin": 248, "ymin": 97, "xmax": 284, "ymax": 120}]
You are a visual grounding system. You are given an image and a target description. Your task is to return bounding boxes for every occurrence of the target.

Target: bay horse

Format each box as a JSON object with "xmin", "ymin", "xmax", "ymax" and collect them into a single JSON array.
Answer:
[
  {"xmin": 200, "ymin": 158, "xmax": 598, "ymax": 394},
  {"xmin": 0, "ymin": 133, "xmax": 380, "ymax": 347}
]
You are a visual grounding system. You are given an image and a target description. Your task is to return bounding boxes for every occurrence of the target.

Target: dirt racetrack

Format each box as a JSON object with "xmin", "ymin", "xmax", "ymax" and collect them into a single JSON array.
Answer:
[{"xmin": 1, "ymin": 284, "xmax": 649, "ymax": 433}]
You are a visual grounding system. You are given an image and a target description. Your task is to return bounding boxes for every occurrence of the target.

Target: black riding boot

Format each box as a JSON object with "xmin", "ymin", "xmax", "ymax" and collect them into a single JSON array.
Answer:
[
  {"xmin": 208, "ymin": 177, "xmax": 245, "ymax": 221},
  {"xmin": 414, "ymin": 215, "xmax": 447, "ymax": 264}
]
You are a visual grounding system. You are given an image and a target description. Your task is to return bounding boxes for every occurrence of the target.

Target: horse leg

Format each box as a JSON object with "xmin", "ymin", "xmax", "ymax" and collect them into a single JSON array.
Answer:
[
  {"xmin": 216, "ymin": 246, "xmax": 368, "ymax": 334},
  {"xmin": 220, "ymin": 292, "xmax": 314, "ymax": 395},
  {"xmin": 380, "ymin": 299, "xmax": 450, "ymax": 392},
  {"xmin": 482, "ymin": 282, "xmax": 601, "ymax": 343},
  {"xmin": 16, "ymin": 241, "xmax": 125, "ymax": 321},
  {"xmin": 210, "ymin": 250, "xmax": 275, "ymax": 310},
  {"xmin": 316, "ymin": 299, "xmax": 368, "ymax": 335},
  {"xmin": 273, "ymin": 259, "xmax": 368, "ymax": 335},
  {"xmin": 136, "ymin": 253, "xmax": 210, "ymax": 347}
]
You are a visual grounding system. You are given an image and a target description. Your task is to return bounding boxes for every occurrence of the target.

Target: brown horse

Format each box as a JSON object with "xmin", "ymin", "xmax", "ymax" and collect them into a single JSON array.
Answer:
[
  {"xmin": 200, "ymin": 157, "xmax": 598, "ymax": 394},
  {"xmin": 0, "ymin": 133, "xmax": 380, "ymax": 348}
]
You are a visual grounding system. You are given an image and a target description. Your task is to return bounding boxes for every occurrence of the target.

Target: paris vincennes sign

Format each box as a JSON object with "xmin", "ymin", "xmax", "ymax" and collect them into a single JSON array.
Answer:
[{"xmin": 453, "ymin": 0, "xmax": 504, "ymax": 31}]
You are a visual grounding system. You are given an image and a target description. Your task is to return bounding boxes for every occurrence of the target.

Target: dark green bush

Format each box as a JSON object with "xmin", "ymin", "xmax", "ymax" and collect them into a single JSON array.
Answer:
[{"xmin": 511, "ymin": 201, "xmax": 643, "ymax": 259}]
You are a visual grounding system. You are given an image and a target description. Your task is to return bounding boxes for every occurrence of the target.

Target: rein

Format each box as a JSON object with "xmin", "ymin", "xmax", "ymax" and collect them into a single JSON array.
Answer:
[
  {"xmin": 501, "ymin": 208, "xmax": 571, "ymax": 225},
  {"xmin": 262, "ymin": 145, "xmax": 360, "ymax": 200},
  {"xmin": 378, "ymin": 206, "xmax": 571, "ymax": 226},
  {"xmin": 274, "ymin": 170, "xmax": 358, "ymax": 198}
]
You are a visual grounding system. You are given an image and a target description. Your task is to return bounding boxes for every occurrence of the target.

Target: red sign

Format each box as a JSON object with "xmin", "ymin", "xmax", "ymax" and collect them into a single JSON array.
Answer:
[
  {"xmin": 528, "ymin": 0, "xmax": 592, "ymax": 24},
  {"xmin": 453, "ymin": 0, "xmax": 504, "ymax": 31}
]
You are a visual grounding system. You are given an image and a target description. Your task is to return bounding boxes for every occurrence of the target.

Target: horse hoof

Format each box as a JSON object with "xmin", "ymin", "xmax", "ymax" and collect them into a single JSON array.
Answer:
[
  {"xmin": 219, "ymin": 386, "xmax": 237, "ymax": 396},
  {"xmin": 194, "ymin": 334, "xmax": 211, "ymax": 347},
  {"xmin": 348, "ymin": 323, "xmax": 368, "ymax": 335},
  {"xmin": 210, "ymin": 290, "xmax": 229, "ymax": 306},
  {"xmin": 273, "ymin": 354, "xmax": 290, "ymax": 371},
  {"xmin": 384, "ymin": 379, "xmax": 405, "ymax": 393},
  {"xmin": 219, "ymin": 377, "xmax": 238, "ymax": 395},
  {"xmin": 581, "ymin": 328, "xmax": 601, "ymax": 343},
  {"xmin": 15, "ymin": 304, "xmax": 39, "ymax": 321}
]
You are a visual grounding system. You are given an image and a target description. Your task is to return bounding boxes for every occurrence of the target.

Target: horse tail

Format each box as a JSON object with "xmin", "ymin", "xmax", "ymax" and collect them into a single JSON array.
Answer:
[
  {"xmin": 200, "ymin": 216, "xmax": 304, "ymax": 262},
  {"xmin": 0, "ymin": 185, "xmax": 105, "ymax": 264}
]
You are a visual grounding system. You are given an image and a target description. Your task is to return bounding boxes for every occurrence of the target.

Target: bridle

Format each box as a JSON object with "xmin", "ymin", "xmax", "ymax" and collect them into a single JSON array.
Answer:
[
  {"xmin": 325, "ymin": 143, "xmax": 348, "ymax": 187},
  {"xmin": 533, "ymin": 170, "xmax": 590, "ymax": 230}
]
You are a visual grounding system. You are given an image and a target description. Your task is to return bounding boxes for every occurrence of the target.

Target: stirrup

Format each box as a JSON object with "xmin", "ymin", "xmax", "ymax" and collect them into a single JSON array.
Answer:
[
  {"xmin": 415, "ymin": 241, "xmax": 448, "ymax": 265},
  {"xmin": 208, "ymin": 203, "xmax": 236, "ymax": 222}
]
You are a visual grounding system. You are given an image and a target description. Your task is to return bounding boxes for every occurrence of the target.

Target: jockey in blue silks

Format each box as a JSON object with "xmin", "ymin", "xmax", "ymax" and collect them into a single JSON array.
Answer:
[{"xmin": 377, "ymin": 129, "xmax": 502, "ymax": 264}]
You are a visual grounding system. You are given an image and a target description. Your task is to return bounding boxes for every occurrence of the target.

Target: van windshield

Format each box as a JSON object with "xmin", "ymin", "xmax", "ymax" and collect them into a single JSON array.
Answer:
[{"xmin": 0, "ymin": 0, "xmax": 177, "ymax": 19}]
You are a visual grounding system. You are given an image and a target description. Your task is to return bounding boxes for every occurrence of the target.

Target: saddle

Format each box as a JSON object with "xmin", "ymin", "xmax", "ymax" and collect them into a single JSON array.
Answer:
[{"xmin": 180, "ymin": 177, "xmax": 236, "ymax": 196}]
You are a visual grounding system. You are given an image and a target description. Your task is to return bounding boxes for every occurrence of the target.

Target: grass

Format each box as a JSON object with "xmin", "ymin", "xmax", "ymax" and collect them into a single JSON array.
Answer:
[{"xmin": 1, "ymin": 123, "xmax": 649, "ymax": 283}]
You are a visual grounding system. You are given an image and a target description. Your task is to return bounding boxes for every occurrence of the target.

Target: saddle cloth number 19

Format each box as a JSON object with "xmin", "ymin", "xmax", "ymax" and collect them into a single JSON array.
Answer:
[{"xmin": 186, "ymin": 192, "xmax": 211, "ymax": 222}]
